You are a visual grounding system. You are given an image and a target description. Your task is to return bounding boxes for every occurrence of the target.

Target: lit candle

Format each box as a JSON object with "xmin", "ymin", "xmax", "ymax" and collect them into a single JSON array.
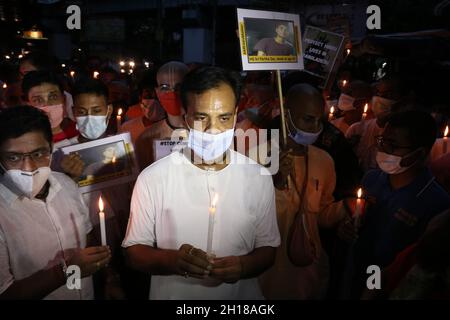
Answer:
[
  {"xmin": 129, "ymin": 61, "xmax": 135, "ymax": 68},
  {"xmin": 328, "ymin": 106, "xmax": 335, "ymax": 121},
  {"xmin": 206, "ymin": 193, "xmax": 219, "ymax": 256},
  {"xmin": 342, "ymin": 80, "xmax": 347, "ymax": 87},
  {"xmin": 128, "ymin": 69, "xmax": 133, "ymax": 74},
  {"xmin": 116, "ymin": 108, "xmax": 123, "ymax": 129},
  {"xmin": 120, "ymin": 69, "xmax": 126, "ymax": 74},
  {"xmin": 70, "ymin": 71, "xmax": 75, "ymax": 78},
  {"xmin": 119, "ymin": 60, "xmax": 125, "ymax": 67},
  {"xmin": 361, "ymin": 103, "xmax": 369, "ymax": 121},
  {"xmin": 93, "ymin": 71, "xmax": 99, "ymax": 79},
  {"xmin": 98, "ymin": 196, "xmax": 107, "ymax": 246},
  {"xmin": 354, "ymin": 188, "xmax": 363, "ymax": 232},
  {"xmin": 443, "ymin": 125, "xmax": 448, "ymax": 154},
  {"xmin": 144, "ymin": 61, "xmax": 150, "ymax": 68},
  {"xmin": 2, "ymin": 83, "xmax": 7, "ymax": 89},
  {"xmin": 346, "ymin": 48, "xmax": 351, "ymax": 56}
]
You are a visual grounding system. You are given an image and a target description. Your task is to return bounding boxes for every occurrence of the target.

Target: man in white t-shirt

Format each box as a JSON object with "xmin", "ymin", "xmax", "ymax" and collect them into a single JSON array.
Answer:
[{"xmin": 122, "ymin": 66, "xmax": 280, "ymax": 300}]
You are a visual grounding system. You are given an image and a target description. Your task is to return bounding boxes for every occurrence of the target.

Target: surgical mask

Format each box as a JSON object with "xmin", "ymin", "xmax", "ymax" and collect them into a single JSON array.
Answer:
[
  {"xmin": 38, "ymin": 104, "xmax": 64, "ymax": 129},
  {"xmin": 188, "ymin": 128, "xmax": 235, "ymax": 161},
  {"xmin": 288, "ymin": 112, "xmax": 322, "ymax": 145},
  {"xmin": 76, "ymin": 115, "xmax": 108, "ymax": 140},
  {"xmin": 0, "ymin": 163, "xmax": 51, "ymax": 199},
  {"xmin": 157, "ymin": 91, "xmax": 183, "ymax": 116},
  {"xmin": 371, "ymin": 96, "xmax": 396, "ymax": 117},
  {"xmin": 376, "ymin": 150, "xmax": 418, "ymax": 174},
  {"xmin": 337, "ymin": 93, "xmax": 356, "ymax": 111}
]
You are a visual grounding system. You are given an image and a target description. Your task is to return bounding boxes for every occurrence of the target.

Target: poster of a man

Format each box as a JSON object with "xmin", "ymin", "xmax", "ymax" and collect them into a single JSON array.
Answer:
[
  {"xmin": 237, "ymin": 8, "xmax": 303, "ymax": 71},
  {"xmin": 61, "ymin": 133, "xmax": 138, "ymax": 192},
  {"xmin": 253, "ymin": 21, "xmax": 295, "ymax": 56}
]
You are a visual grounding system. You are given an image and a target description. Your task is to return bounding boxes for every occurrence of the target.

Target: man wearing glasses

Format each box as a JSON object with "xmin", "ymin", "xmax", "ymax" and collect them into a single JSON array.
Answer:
[
  {"xmin": 346, "ymin": 110, "xmax": 450, "ymax": 298},
  {"xmin": 0, "ymin": 106, "xmax": 111, "ymax": 299}
]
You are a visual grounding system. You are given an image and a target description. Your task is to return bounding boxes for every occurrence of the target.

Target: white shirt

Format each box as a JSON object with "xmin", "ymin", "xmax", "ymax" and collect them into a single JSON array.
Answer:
[
  {"xmin": 122, "ymin": 149, "xmax": 280, "ymax": 300},
  {"xmin": 0, "ymin": 172, "xmax": 94, "ymax": 299}
]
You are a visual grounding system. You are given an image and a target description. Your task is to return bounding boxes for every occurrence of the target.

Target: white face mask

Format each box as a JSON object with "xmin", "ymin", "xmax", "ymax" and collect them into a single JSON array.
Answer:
[
  {"xmin": 76, "ymin": 115, "xmax": 108, "ymax": 140},
  {"xmin": 288, "ymin": 111, "xmax": 322, "ymax": 146},
  {"xmin": 337, "ymin": 93, "xmax": 356, "ymax": 111},
  {"xmin": 371, "ymin": 96, "xmax": 396, "ymax": 117},
  {"xmin": 376, "ymin": 150, "xmax": 418, "ymax": 175},
  {"xmin": 188, "ymin": 128, "xmax": 235, "ymax": 161},
  {"xmin": 1, "ymin": 165, "xmax": 51, "ymax": 198}
]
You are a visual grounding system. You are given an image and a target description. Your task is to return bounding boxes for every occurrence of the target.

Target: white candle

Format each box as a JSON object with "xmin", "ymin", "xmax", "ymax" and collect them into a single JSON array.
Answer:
[
  {"xmin": 361, "ymin": 103, "xmax": 369, "ymax": 121},
  {"xmin": 116, "ymin": 108, "xmax": 123, "ymax": 129},
  {"xmin": 328, "ymin": 106, "xmax": 335, "ymax": 121},
  {"xmin": 93, "ymin": 71, "xmax": 99, "ymax": 79},
  {"xmin": 354, "ymin": 188, "xmax": 363, "ymax": 232},
  {"xmin": 98, "ymin": 196, "xmax": 107, "ymax": 246},
  {"xmin": 443, "ymin": 126, "xmax": 448, "ymax": 155},
  {"xmin": 206, "ymin": 193, "xmax": 219, "ymax": 256},
  {"xmin": 70, "ymin": 71, "xmax": 75, "ymax": 78}
]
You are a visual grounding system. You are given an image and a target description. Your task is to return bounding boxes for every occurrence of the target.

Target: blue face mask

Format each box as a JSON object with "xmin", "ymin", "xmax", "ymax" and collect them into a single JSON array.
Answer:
[{"xmin": 287, "ymin": 112, "xmax": 323, "ymax": 146}]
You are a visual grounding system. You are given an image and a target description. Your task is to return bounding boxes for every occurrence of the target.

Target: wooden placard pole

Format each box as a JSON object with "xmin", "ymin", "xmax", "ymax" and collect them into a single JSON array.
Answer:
[{"xmin": 276, "ymin": 69, "xmax": 288, "ymax": 148}]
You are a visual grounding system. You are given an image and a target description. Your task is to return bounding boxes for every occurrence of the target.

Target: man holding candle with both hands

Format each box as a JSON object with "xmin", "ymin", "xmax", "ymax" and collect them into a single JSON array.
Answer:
[
  {"xmin": 122, "ymin": 66, "xmax": 280, "ymax": 300},
  {"xmin": 0, "ymin": 106, "xmax": 111, "ymax": 299}
]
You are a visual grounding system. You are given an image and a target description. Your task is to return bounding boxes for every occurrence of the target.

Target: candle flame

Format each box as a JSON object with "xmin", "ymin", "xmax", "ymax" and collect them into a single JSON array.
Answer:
[
  {"xmin": 357, "ymin": 188, "xmax": 362, "ymax": 199},
  {"xmin": 330, "ymin": 106, "xmax": 335, "ymax": 114},
  {"xmin": 342, "ymin": 80, "xmax": 347, "ymax": 86},
  {"xmin": 117, "ymin": 108, "xmax": 123, "ymax": 116},
  {"xmin": 93, "ymin": 71, "xmax": 99, "ymax": 79},
  {"xmin": 119, "ymin": 61, "xmax": 125, "ymax": 66},
  {"xmin": 70, "ymin": 71, "xmax": 75, "ymax": 77},
  {"xmin": 112, "ymin": 156, "xmax": 116, "ymax": 164},
  {"xmin": 211, "ymin": 193, "xmax": 219, "ymax": 208},
  {"xmin": 98, "ymin": 196, "xmax": 104, "ymax": 212},
  {"xmin": 445, "ymin": 125, "xmax": 449, "ymax": 138},
  {"xmin": 363, "ymin": 103, "xmax": 368, "ymax": 113},
  {"xmin": 2, "ymin": 83, "xmax": 7, "ymax": 89},
  {"xmin": 346, "ymin": 49, "xmax": 351, "ymax": 55}
]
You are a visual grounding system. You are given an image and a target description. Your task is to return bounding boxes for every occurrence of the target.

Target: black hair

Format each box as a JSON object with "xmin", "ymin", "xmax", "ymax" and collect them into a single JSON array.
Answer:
[
  {"xmin": 180, "ymin": 66, "xmax": 242, "ymax": 110},
  {"xmin": 22, "ymin": 70, "xmax": 64, "ymax": 100},
  {"xmin": 386, "ymin": 109, "xmax": 437, "ymax": 151},
  {"xmin": 19, "ymin": 51, "xmax": 59, "ymax": 72},
  {"xmin": 72, "ymin": 78, "xmax": 109, "ymax": 102},
  {"xmin": 0, "ymin": 105, "xmax": 52, "ymax": 149},
  {"xmin": 138, "ymin": 70, "xmax": 157, "ymax": 95}
]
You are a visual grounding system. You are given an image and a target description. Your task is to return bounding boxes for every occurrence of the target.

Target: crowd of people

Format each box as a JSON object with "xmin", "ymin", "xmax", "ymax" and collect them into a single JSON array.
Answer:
[{"xmin": 0, "ymin": 49, "xmax": 449, "ymax": 300}]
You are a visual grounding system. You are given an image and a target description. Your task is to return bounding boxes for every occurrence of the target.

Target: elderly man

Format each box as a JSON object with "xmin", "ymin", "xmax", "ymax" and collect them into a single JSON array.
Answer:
[{"xmin": 134, "ymin": 61, "xmax": 190, "ymax": 170}]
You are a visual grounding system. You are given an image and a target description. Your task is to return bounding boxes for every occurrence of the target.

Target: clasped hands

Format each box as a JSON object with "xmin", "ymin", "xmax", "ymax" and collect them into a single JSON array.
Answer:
[{"xmin": 175, "ymin": 244, "xmax": 242, "ymax": 284}]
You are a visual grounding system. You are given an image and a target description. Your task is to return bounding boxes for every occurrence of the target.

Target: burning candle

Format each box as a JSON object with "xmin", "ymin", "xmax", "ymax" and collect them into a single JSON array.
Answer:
[
  {"xmin": 354, "ymin": 188, "xmax": 364, "ymax": 232},
  {"xmin": 120, "ymin": 69, "xmax": 125, "ymax": 74},
  {"xmin": 98, "ymin": 196, "xmax": 107, "ymax": 246},
  {"xmin": 361, "ymin": 103, "xmax": 369, "ymax": 121},
  {"xmin": 328, "ymin": 106, "xmax": 335, "ymax": 121},
  {"xmin": 2, "ymin": 83, "xmax": 7, "ymax": 89},
  {"xmin": 443, "ymin": 125, "xmax": 449, "ymax": 154},
  {"xmin": 70, "ymin": 71, "xmax": 75, "ymax": 78},
  {"xmin": 116, "ymin": 108, "xmax": 123, "ymax": 129},
  {"xmin": 129, "ymin": 61, "xmax": 135, "ymax": 68},
  {"xmin": 206, "ymin": 193, "xmax": 219, "ymax": 256},
  {"xmin": 93, "ymin": 71, "xmax": 99, "ymax": 79},
  {"xmin": 342, "ymin": 80, "xmax": 347, "ymax": 87},
  {"xmin": 119, "ymin": 60, "xmax": 125, "ymax": 67},
  {"xmin": 346, "ymin": 48, "xmax": 351, "ymax": 56}
]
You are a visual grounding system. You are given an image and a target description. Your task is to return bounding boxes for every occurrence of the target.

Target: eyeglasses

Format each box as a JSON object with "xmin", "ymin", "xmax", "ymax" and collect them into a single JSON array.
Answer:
[
  {"xmin": 1, "ymin": 148, "xmax": 51, "ymax": 166},
  {"xmin": 157, "ymin": 84, "xmax": 180, "ymax": 92},
  {"xmin": 375, "ymin": 136, "xmax": 415, "ymax": 154}
]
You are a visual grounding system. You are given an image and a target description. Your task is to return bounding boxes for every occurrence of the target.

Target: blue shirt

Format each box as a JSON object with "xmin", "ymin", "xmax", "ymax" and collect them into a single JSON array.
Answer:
[{"xmin": 355, "ymin": 168, "xmax": 450, "ymax": 269}]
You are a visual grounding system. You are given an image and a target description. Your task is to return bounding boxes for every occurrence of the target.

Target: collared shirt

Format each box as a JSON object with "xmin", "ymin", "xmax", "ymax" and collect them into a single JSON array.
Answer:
[
  {"xmin": 355, "ymin": 168, "xmax": 450, "ymax": 269},
  {"xmin": 0, "ymin": 172, "xmax": 94, "ymax": 299},
  {"xmin": 122, "ymin": 149, "xmax": 280, "ymax": 300}
]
